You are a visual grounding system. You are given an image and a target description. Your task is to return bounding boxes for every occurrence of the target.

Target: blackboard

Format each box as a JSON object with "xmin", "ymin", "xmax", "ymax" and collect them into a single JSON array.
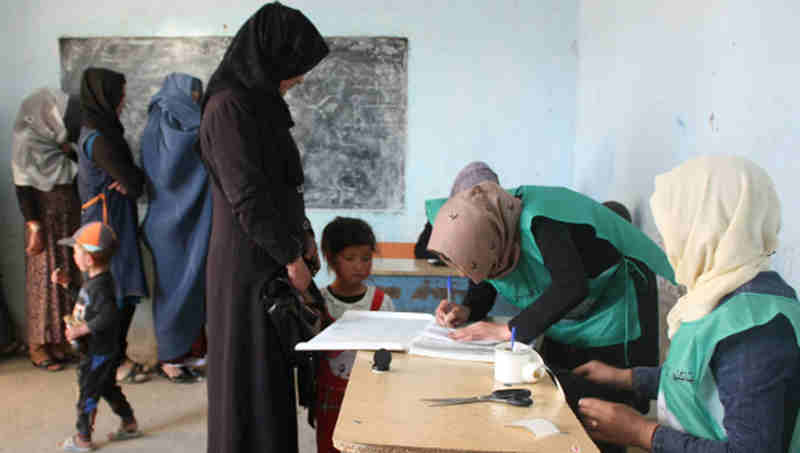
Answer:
[{"xmin": 59, "ymin": 36, "xmax": 407, "ymax": 210}]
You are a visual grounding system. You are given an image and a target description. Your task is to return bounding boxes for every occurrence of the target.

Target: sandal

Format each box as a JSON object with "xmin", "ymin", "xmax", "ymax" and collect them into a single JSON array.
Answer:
[
  {"xmin": 158, "ymin": 364, "xmax": 202, "ymax": 384},
  {"xmin": 60, "ymin": 434, "xmax": 94, "ymax": 452},
  {"xmin": 31, "ymin": 359, "xmax": 64, "ymax": 372},
  {"xmin": 117, "ymin": 362, "xmax": 151, "ymax": 384},
  {"xmin": 108, "ymin": 427, "xmax": 143, "ymax": 441}
]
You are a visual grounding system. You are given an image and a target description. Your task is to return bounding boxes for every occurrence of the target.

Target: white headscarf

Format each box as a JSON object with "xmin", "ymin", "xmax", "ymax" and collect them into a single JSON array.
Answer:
[
  {"xmin": 650, "ymin": 155, "xmax": 781, "ymax": 338},
  {"xmin": 11, "ymin": 88, "xmax": 78, "ymax": 191}
]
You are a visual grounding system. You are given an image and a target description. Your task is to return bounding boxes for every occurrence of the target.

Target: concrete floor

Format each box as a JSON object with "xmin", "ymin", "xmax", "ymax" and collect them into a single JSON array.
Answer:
[
  {"xmin": 1, "ymin": 352, "xmax": 653, "ymax": 453},
  {"xmin": 0, "ymin": 355, "xmax": 317, "ymax": 453}
]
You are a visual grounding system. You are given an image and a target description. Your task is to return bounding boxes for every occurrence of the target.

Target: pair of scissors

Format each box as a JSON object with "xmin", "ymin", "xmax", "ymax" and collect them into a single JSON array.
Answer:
[{"xmin": 421, "ymin": 388, "xmax": 533, "ymax": 407}]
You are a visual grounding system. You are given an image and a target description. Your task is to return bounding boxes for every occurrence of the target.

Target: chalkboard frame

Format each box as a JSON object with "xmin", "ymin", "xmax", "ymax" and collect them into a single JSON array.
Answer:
[{"xmin": 59, "ymin": 36, "xmax": 407, "ymax": 210}]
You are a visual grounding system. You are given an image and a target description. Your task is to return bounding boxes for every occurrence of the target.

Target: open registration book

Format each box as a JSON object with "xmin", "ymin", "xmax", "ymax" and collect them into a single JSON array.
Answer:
[{"xmin": 294, "ymin": 311, "xmax": 499, "ymax": 362}]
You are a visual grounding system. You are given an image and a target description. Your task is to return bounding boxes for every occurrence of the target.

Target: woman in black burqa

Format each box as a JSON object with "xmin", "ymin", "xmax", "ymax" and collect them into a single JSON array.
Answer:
[{"xmin": 197, "ymin": 3, "xmax": 328, "ymax": 453}]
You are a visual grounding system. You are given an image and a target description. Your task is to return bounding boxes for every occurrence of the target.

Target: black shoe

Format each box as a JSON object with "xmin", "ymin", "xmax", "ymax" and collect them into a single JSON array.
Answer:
[{"xmin": 158, "ymin": 364, "xmax": 202, "ymax": 383}]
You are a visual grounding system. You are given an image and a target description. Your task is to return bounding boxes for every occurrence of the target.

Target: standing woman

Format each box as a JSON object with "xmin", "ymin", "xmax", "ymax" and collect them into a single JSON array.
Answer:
[
  {"xmin": 141, "ymin": 72, "xmax": 209, "ymax": 383},
  {"xmin": 197, "ymin": 3, "xmax": 328, "ymax": 452},
  {"xmin": 11, "ymin": 88, "xmax": 82, "ymax": 371},
  {"xmin": 78, "ymin": 68, "xmax": 150, "ymax": 383}
]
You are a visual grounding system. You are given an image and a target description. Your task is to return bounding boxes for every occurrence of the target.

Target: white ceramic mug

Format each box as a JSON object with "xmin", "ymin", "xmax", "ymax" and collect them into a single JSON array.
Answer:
[{"xmin": 494, "ymin": 341, "xmax": 547, "ymax": 384}]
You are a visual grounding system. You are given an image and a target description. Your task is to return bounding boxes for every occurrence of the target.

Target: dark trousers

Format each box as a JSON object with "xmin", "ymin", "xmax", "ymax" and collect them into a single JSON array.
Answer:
[
  {"xmin": 117, "ymin": 299, "xmax": 137, "ymax": 358},
  {"xmin": 76, "ymin": 355, "xmax": 134, "ymax": 437},
  {"xmin": 541, "ymin": 263, "xmax": 659, "ymax": 453}
]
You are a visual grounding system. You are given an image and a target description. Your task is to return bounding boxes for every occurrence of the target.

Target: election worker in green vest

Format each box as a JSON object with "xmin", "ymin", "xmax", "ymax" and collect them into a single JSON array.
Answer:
[
  {"xmin": 425, "ymin": 181, "xmax": 675, "ymax": 378},
  {"xmin": 575, "ymin": 155, "xmax": 800, "ymax": 452}
]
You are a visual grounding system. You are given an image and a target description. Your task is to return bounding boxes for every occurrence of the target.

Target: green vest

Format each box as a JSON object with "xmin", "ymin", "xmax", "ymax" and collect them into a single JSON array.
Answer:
[
  {"xmin": 658, "ymin": 293, "xmax": 800, "ymax": 449},
  {"xmin": 426, "ymin": 185, "xmax": 675, "ymax": 348}
]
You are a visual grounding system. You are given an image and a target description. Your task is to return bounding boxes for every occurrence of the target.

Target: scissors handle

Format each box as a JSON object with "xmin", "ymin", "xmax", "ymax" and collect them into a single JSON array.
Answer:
[
  {"xmin": 490, "ymin": 396, "xmax": 533, "ymax": 407},
  {"xmin": 421, "ymin": 388, "xmax": 532, "ymax": 404},
  {"xmin": 491, "ymin": 388, "xmax": 531, "ymax": 399}
]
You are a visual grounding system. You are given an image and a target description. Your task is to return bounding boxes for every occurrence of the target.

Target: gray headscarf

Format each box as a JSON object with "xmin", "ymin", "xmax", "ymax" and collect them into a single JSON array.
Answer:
[
  {"xmin": 450, "ymin": 161, "xmax": 499, "ymax": 197},
  {"xmin": 11, "ymin": 88, "xmax": 79, "ymax": 191}
]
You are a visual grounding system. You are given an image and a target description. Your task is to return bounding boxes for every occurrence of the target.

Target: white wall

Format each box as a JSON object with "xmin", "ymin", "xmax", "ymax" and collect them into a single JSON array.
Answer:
[
  {"xmin": 574, "ymin": 0, "xmax": 800, "ymax": 288},
  {"xmin": 0, "ymin": 1, "xmax": 578, "ymax": 323}
]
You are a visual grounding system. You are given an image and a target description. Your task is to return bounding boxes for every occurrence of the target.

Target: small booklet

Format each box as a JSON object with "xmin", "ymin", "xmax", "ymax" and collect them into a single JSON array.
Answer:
[{"xmin": 407, "ymin": 323, "xmax": 500, "ymax": 362}]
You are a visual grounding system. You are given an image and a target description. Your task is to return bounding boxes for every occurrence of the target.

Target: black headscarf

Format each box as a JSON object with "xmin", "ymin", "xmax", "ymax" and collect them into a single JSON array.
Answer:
[
  {"xmin": 80, "ymin": 67, "xmax": 130, "ymax": 151},
  {"xmin": 602, "ymin": 201, "xmax": 632, "ymax": 223},
  {"xmin": 203, "ymin": 2, "xmax": 329, "ymax": 116},
  {"xmin": 63, "ymin": 95, "xmax": 82, "ymax": 144}
]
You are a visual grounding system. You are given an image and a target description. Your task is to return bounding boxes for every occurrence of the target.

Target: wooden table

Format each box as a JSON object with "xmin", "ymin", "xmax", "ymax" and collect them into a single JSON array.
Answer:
[
  {"xmin": 370, "ymin": 258, "xmax": 520, "ymax": 317},
  {"xmin": 333, "ymin": 351, "xmax": 600, "ymax": 453}
]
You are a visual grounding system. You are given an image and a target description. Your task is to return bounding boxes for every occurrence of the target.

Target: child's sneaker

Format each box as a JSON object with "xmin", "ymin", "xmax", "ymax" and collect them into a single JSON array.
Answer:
[{"xmin": 60, "ymin": 434, "xmax": 94, "ymax": 452}]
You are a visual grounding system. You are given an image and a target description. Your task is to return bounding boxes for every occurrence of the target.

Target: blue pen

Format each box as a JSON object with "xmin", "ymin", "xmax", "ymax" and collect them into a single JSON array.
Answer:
[
  {"xmin": 511, "ymin": 327, "xmax": 516, "ymax": 351},
  {"xmin": 447, "ymin": 276, "xmax": 453, "ymax": 302}
]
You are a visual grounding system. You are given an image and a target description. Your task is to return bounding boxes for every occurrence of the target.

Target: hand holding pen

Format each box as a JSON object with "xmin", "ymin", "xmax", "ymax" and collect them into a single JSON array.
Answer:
[{"xmin": 435, "ymin": 276, "xmax": 470, "ymax": 328}]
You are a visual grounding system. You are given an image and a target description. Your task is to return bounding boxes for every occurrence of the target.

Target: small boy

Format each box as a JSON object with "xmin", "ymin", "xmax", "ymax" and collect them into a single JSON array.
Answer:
[{"xmin": 51, "ymin": 222, "xmax": 141, "ymax": 452}]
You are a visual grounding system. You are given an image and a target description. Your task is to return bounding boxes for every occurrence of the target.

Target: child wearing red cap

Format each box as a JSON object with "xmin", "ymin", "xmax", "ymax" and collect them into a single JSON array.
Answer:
[{"xmin": 51, "ymin": 221, "xmax": 141, "ymax": 451}]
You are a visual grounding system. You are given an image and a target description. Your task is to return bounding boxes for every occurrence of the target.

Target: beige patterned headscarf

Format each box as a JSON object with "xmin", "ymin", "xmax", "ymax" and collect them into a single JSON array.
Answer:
[
  {"xmin": 11, "ymin": 88, "xmax": 78, "ymax": 191},
  {"xmin": 428, "ymin": 182, "xmax": 522, "ymax": 283},
  {"xmin": 650, "ymin": 155, "xmax": 781, "ymax": 338}
]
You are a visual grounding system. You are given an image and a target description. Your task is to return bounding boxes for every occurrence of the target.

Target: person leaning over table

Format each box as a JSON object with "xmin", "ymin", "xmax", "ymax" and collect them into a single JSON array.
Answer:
[
  {"xmin": 575, "ymin": 155, "xmax": 800, "ymax": 453},
  {"xmin": 428, "ymin": 185, "xmax": 672, "ymax": 396},
  {"xmin": 428, "ymin": 181, "xmax": 673, "ymax": 363},
  {"xmin": 414, "ymin": 161, "xmax": 499, "ymax": 260}
]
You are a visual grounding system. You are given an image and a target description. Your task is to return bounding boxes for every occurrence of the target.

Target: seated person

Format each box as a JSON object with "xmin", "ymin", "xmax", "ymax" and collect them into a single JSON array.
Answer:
[{"xmin": 576, "ymin": 155, "xmax": 800, "ymax": 453}]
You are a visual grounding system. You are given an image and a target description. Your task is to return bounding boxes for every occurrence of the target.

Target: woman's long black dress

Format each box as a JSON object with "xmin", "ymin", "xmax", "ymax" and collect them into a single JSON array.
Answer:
[{"xmin": 199, "ymin": 86, "xmax": 309, "ymax": 453}]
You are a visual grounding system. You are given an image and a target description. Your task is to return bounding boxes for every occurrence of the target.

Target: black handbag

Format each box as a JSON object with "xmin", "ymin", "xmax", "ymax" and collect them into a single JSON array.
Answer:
[
  {"xmin": 260, "ymin": 275, "xmax": 319, "ymax": 363},
  {"xmin": 259, "ymin": 273, "xmax": 323, "ymax": 418}
]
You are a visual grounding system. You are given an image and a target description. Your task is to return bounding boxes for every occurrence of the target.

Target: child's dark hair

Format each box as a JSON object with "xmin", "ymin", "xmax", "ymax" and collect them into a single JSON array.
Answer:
[
  {"xmin": 81, "ymin": 238, "xmax": 118, "ymax": 267},
  {"xmin": 321, "ymin": 217, "xmax": 377, "ymax": 261}
]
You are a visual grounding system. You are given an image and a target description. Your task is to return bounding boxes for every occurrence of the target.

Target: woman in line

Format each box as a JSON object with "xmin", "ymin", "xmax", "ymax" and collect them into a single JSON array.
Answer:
[
  {"xmin": 78, "ymin": 68, "xmax": 150, "ymax": 383},
  {"xmin": 197, "ymin": 3, "xmax": 329, "ymax": 452},
  {"xmin": 576, "ymin": 155, "xmax": 799, "ymax": 453},
  {"xmin": 11, "ymin": 87, "xmax": 82, "ymax": 371},
  {"xmin": 141, "ymin": 72, "xmax": 209, "ymax": 383}
]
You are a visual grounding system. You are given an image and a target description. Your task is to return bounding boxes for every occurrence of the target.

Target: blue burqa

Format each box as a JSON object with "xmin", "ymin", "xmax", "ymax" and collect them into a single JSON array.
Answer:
[{"xmin": 141, "ymin": 73, "xmax": 211, "ymax": 361}]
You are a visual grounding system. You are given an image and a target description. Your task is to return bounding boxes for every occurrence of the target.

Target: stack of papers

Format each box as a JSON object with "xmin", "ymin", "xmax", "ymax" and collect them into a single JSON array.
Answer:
[
  {"xmin": 408, "ymin": 323, "xmax": 499, "ymax": 362},
  {"xmin": 294, "ymin": 311, "xmax": 500, "ymax": 362}
]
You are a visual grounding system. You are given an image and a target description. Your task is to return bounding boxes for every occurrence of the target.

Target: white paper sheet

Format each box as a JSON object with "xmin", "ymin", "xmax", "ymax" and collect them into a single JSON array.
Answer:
[
  {"xmin": 295, "ymin": 312, "xmax": 516, "ymax": 363},
  {"xmin": 294, "ymin": 311, "xmax": 435, "ymax": 351},
  {"xmin": 507, "ymin": 418, "xmax": 562, "ymax": 438},
  {"xmin": 408, "ymin": 322, "xmax": 500, "ymax": 362}
]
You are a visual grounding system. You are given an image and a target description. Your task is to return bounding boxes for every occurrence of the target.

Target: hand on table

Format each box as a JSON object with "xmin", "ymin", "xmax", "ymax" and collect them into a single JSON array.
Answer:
[
  {"xmin": 448, "ymin": 321, "xmax": 510, "ymax": 342},
  {"xmin": 578, "ymin": 398, "xmax": 658, "ymax": 450}
]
